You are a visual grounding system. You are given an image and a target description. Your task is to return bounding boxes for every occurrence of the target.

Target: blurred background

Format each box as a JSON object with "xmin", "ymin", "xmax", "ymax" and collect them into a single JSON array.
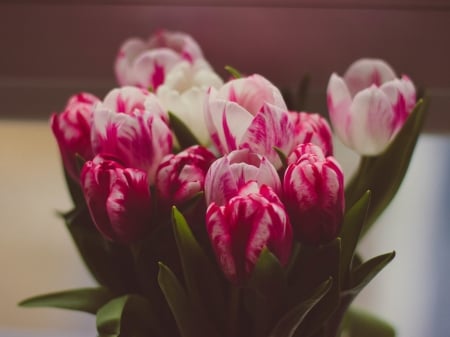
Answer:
[{"xmin": 0, "ymin": 1, "xmax": 449, "ymax": 336}]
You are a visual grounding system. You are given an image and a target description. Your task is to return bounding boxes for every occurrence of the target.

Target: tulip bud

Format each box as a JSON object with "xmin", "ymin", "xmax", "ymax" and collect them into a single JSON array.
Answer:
[
  {"xmin": 289, "ymin": 111, "xmax": 333, "ymax": 157},
  {"xmin": 155, "ymin": 145, "xmax": 216, "ymax": 207},
  {"xmin": 206, "ymin": 184, "xmax": 292, "ymax": 284},
  {"xmin": 115, "ymin": 30, "xmax": 204, "ymax": 90},
  {"xmin": 205, "ymin": 74, "xmax": 295, "ymax": 169},
  {"xmin": 91, "ymin": 104, "xmax": 172, "ymax": 184},
  {"xmin": 80, "ymin": 155, "xmax": 152, "ymax": 244},
  {"xmin": 204, "ymin": 148, "xmax": 281, "ymax": 207},
  {"xmin": 327, "ymin": 58, "xmax": 416, "ymax": 155},
  {"xmin": 283, "ymin": 149, "xmax": 345, "ymax": 245},
  {"xmin": 50, "ymin": 92, "xmax": 100, "ymax": 181}
]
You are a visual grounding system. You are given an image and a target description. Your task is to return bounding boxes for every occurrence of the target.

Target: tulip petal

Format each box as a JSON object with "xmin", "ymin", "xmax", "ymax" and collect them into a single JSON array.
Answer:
[
  {"xmin": 115, "ymin": 38, "xmax": 148, "ymax": 85},
  {"xmin": 348, "ymin": 86, "xmax": 394, "ymax": 155},
  {"xmin": 343, "ymin": 58, "xmax": 397, "ymax": 96}
]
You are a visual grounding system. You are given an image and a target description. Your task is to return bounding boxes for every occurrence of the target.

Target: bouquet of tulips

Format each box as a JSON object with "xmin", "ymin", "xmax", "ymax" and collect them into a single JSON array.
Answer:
[{"xmin": 20, "ymin": 30, "xmax": 428, "ymax": 337}]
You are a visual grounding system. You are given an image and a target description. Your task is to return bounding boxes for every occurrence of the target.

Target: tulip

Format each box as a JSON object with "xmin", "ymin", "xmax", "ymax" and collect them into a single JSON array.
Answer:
[
  {"xmin": 289, "ymin": 111, "xmax": 333, "ymax": 157},
  {"xmin": 80, "ymin": 155, "xmax": 152, "ymax": 244},
  {"xmin": 205, "ymin": 74, "xmax": 295, "ymax": 169},
  {"xmin": 157, "ymin": 59, "xmax": 223, "ymax": 144},
  {"xmin": 155, "ymin": 145, "xmax": 216, "ymax": 207},
  {"xmin": 204, "ymin": 148, "xmax": 281, "ymax": 207},
  {"xmin": 115, "ymin": 30, "xmax": 204, "ymax": 90},
  {"xmin": 287, "ymin": 142, "xmax": 326, "ymax": 165},
  {"xmin": 206, "ymin": 184, "xmax": 292, "ymax": 283},
  {"xmin": 50, "ymin": 92, "xmax": 100, "ymax": 181},
  {"xmin": 283, "ymin": 148, "xmax": 344, "ymax": 245},
  {"xmin": 327, "ymin": 58, "xmax": 416, "ymax": 155},
  {"xmin": 91, "ymin": 106, "xmax": 172, "ymax": 184}
]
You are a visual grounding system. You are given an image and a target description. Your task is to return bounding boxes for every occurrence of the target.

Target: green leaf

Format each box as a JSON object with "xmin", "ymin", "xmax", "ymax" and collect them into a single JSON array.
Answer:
[
  {"xmin": 19, "ymin": 287, "xmax": 115, "ymax": 314},
  {"xmin": 168, "ymin": 111, "xmax": 201, "ymax": 150},
  {"xmin": 97, "ymin": 294, "xmax": 164, "ymax": 337},
  {"xmin": 274, "ymin": 146, "xmax": 288, "ymax": 170},
  {"xmin": 225, "ymin": 65, "xmax": 242, "ymax": 78},
  {"xmin": 64, "ymin": 206, "xmax": 137, "ymax": 293},
  {"xmin": 341, "ymin": 307, "xmax": 396, "ymax": 337},
  {"xmin": 339, "ymin": 190, "xmax": 371, "ymax": 285},
  {"xmin": 158, "ymin": 262, "xmax": 219, "ymax": 337},
  {"xmin": 345, "ymin": 98, "xmax": 428, "ymax": 236},
  {"xmin": 270, "ymin": 278, "xmax": 332, "ymax": 337},
  {"xmin": 345, "ymin": 251, "xmax": 396, "ymax": 296},
  {"xmin": 171, "ymin": 207, "xmax": 225, "ymax": 332}
]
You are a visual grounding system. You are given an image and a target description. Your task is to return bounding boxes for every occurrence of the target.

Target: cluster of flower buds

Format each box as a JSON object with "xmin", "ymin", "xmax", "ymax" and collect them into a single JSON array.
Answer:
[{"xmin": 51, "ymin": 30, "xmax": 417, "ymax": 285}]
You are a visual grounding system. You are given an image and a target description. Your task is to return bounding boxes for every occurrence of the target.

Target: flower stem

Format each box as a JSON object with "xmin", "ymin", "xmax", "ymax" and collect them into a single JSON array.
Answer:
[{"xmin": 229, "ymin": 286, "xmax": 241, "ymax": 337}]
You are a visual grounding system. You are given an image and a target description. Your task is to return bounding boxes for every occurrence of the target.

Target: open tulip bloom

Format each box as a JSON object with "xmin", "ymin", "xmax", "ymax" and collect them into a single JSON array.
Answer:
[{"xmin": 21, "ymin": 30, "xmax": 429, "ymax": 337}]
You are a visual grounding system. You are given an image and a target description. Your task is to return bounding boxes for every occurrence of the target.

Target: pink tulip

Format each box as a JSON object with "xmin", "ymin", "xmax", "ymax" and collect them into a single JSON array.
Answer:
[
  {"xmin": 91, "ymin": 106, "xmax": 172, "ymax": 184},
  {"xmin": 50, "ymin": 92, "xmax": 100, "ymax": 181},
  {"xmin": 205, "ymin": 74, "xmax": 295, "ymax": 169},
  {"xmin": 287, "ymin": 143, "xmax": 326, "ymax": 165},
  {"xmin": 206, "ymin": 184, "xmax": 292, "ymax": 283},
  {"xmin": 283, "ymin": 148, "xmax": 344, "ymax": 245},
  {"xmin": 115, "ymin": 30, "xmax": 204, "ymax": 90},
  {"xmin": 80, "ymin": 155, "xmax": 152, "ymax": 244},
  {"xmin": 204, "ymin": 148, "xmax": 281, "ymax": 207},
  {"xmin": 327, "ymin": 58, "xmax": 416, "ymax": 155},
  {"xmin": 155, "ymin": 145, "xmax": 216, "ymax": 207},
  {"xmin": 289, "ymin": 111, "xmax": 333, "ymax": 157}
]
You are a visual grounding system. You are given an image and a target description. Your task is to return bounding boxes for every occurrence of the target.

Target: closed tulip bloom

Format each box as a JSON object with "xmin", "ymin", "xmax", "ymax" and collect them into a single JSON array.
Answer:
[
  {"xmin": 115, "ymin": 30, "xmax": 204, "ymax": 90},
  {"xmin": 155, "ymin": 145, "xmax": 216, "ymax": 207},
  {"xmin": 289, "ymin": 112, "xmax": 333, "ymax": 157},
  {"xmin": 287, "ymin": 143, "xmax": 326, "ymax": 165},
  {"xmin": 283, "ymin": 150, "xmax": 344, "ymax": 245},
  {"xmin": 204, "ymin": 148, "xmax": 281, "ymax": 207},
  {"xmin": 50, "ymin": 92, "xmax": 100, "ymax": 181},
  {"xmin": 205, "ymin": 74, "xmax": 295, "ymax": 169},
  {"xmin": 80, "ymin": 155, "xmax": 152, "ymax": 244},
  {"xmin": 206, "ymin": 184, "xmax": 292, "ymax": 284},
  {"xmin": 157, "ymin": 59, "xmax": 223, "ymax": 144},
  {"xmin": 91, "ymin": 107, "xmax": 172, "ymax": 184},
  {"xmin": 327, "ymin": 58, "xmax": 416, "ymax": 155}
]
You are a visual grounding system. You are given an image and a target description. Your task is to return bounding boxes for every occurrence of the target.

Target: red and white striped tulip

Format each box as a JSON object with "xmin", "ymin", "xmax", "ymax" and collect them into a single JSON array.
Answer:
[
  {"xmin": 115, "ymin": 30, "xmax": 204, "ymax": 90},
  {"xmin": 205, "ymin": 74, "xmax": 295, "ymax": 169},
  {"xmin": 289, "ymin": 112, "xmax": 334, "ymax": 157},
  {"xmin": 283, "ymin": 146, "xmax": 345, "ymax": 245},
  {"xmin": 91, "ymin": 88, "xmax": 172, "ymax": 183},
  {"xmin": 206, "ymin": 184, "xmax": 292, "ymax": 283},
  {"xmin": 50, "ymin": 92, "xmax": 100, "ymax": 181},
  {"xmin": 327, "ymin": 58, "xmax": 416, "ymax": 155},
  {"xmin": 204, "ymin": 148, "xmax": 281, "ymax": 207},
  {"xmin": 157, "ymin": 59, "xmax": 223, "ymax": 144},
  {"xmin": 155, "ymin": 145, "xmax": 216, "ymax": 207},
  {"xmin": 80, "ymin": 155, "xmax": 152, "ymax": 244}
]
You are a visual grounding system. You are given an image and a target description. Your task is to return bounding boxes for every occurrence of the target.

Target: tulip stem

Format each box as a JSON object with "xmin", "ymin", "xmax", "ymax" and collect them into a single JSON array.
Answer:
[{"xmin": 229, "ymin": 286, "xmax": 241, "ymax": 337}]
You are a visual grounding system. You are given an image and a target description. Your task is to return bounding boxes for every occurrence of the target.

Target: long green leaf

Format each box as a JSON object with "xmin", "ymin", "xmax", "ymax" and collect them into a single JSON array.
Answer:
[
  {"xmin": 19, "ymin": 287, "xmax": 115, "ymax": 314},
  {"xmin": 97, "ymin": 295, "xmax": 163, "ymax": 337},
  {"xmin": 270, "ymin": 278, "xmax": 332, "ymax": 337},
  {"xmin": 341, "ymin": 307, "xmax": 396, "ymax": 337},
  {"xmin": 339, "ymin": 190, "xmax": 371, "ymax": 285},
  {"xmin": 171, "ymin": 207, "xmax": 225, "ymax": 333},
  {"xmin": 158, "ymin": 262, "xmax": 219, "ymax": 337}
]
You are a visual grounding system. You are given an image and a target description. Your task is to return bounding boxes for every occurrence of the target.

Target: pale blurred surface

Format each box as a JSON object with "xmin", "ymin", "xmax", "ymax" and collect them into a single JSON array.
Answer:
[{"xmin": 0, "ymin": 120, "xmax": 449, "ymax": 336}]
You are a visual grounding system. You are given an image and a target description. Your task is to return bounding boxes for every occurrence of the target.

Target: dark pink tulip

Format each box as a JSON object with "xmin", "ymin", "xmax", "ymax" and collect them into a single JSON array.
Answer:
[
  {"xmin": 206, "ymin": 184, "xmax": 292, "ymax": 284},
  {"xmin": 204, "ymin": 149, "xmax": 281, "ymax": 207},
  {"xmin": 289, "ymin": 112, "xmax": 333, "ymax": 157},
  {"xmin": 115, "ymin": 30, "xmax": 204, "ymax": 90},
  {"xmin": 283, "ymin": 150, "xmax": 345, "ymax": 245},
  {"xmin": 155, "ymin": 145, "xmax": 216, "ymax": 207},
  {"xmin": 50, "ymin": 92, "xmax": 100, "ymax": 181},
  {"xmin": 81, "ymin": 155, "xmax": 152, "ymax": 244}
]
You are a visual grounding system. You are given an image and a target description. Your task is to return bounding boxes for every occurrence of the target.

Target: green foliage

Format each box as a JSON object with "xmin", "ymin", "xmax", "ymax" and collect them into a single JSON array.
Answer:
[
  {"xmin": 341, "ymin": 307, "xmax": 396, "ymax": 337},
  {"xmin": 225, "ymin": 65, "xmax": 243, "ymax": 79},
  {"xmin": 19, "ymin": 287, "xmax": 115, "ymax": 314}
]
